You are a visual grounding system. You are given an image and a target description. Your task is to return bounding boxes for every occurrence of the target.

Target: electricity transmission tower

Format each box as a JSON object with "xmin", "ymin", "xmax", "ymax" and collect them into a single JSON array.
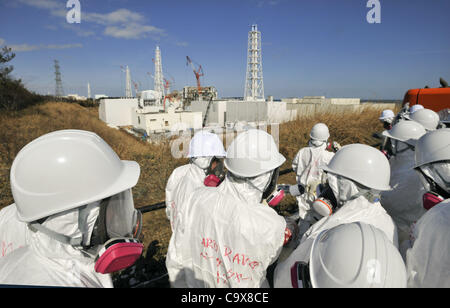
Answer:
[{"xmin": 54, "ymin": 60, "xmax": 64, "ymax": 97}]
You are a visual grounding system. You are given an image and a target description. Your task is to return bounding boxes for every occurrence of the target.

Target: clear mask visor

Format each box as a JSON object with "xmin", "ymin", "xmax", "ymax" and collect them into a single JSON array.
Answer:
[
  {"xmin": 420, "ymin": 162, "xmax": 450, "ymax": 193},
  {"xmin": 105, "ymin": 189, "xmax": 142, "ymax": 239}
]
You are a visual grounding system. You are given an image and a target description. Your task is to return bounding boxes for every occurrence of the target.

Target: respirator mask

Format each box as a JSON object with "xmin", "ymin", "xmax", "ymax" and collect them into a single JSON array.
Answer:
[
  {"xmin": 311, "ymin": 182, "xmax": 339, "ymax": 217},
  {"xmin": 261, "ymin": 167, "xmax": 285, "ymax": 207},
  {"xmin": 192, "ymin": 157, "xmax": 226, "ymax": 187},
  {"xmin": 312, "ymin": 173, "xmax": 381, "ymax": 218},
  {"xmin": 390, "ymin": 139, "xmax": 414, "ymax": 157},
  {"xmin": 383, "ymin": 122, "xmax": 393, "ymax": 130},
  {"xmin": 29, "ymin": 189, "xmax": 143, "ymax": 274},
  {"xmin": 417, "ymin": 162, "xmax": 450, "ymax": 211},
  {"xmin": 86, "ymin": 189, "xmax": 143, "ymax": 274},
  {"xmin": 290, "ymin": 261, "xmax": 312, "ymax": 288},
  {"xmin": 309, "ymin": 139, "xmax": 325, "ymax": 148}
]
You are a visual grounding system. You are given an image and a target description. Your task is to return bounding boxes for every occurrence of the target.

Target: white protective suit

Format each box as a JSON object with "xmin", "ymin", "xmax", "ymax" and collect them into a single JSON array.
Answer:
[
  {"xmin": 292, "ymin": 142, "xmax": 334, "ymax": 220},
  {"xmin": 165, "ymin": 158, "xmax": 215, "ymax": 231},
  {"xmin": 405, "ymin": 199, "xmax": 450, "ymax": 288},
  {"xmin": 0, "ymin": 202, "xmax": 113, "ymax": 287},
  {"xmin": 274, "ymin": 194, "xmax": 398, "ymax": 288},
  {"xmin": 0, "ymin": 204, "xmax": 28, "ymax": 258},
  {"xmin": 166, "ymin": 172, "xmax": 286, "ymax": 288},
  {"xmin": 380, "ymin": 146, "xmax": 427, "ymax": 244}
]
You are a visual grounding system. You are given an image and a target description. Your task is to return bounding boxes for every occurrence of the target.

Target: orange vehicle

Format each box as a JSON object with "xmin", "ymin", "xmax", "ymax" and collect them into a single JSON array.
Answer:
[{"xmin": 402, "ymin": 78, "xmax": 450, "ymax": 112}]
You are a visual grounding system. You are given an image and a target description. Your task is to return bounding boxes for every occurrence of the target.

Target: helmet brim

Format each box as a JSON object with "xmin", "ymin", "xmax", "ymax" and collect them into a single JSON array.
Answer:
[{"xmin": 321, "ymin": 165, "xmax": 392, "ymax": 191}]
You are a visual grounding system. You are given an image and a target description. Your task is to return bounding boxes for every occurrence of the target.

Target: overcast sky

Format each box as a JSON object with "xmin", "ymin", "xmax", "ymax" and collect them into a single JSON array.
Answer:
[{"xmin": 1, "ymin": 0, "xmax": 449, "ymax": 99}]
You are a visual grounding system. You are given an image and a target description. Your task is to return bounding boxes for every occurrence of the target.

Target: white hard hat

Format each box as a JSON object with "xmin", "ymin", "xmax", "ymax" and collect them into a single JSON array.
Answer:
[
  {"xmin": 382, "ymin": 120, "xmax": 426, "ymax": 146},
  {"xmin": 409, "ymin": 104, "xmax": 424, "ymax": 114},
  {"xmin": 187, "ymin": 130, "xmax": 226, "ymax": 158},
  {"xmin": 414, "ymin": 128, "xmax": 450, "ymax": 169},
  {"xmin": 409, "ymin": 108, "xmax": 440, "ymax": 131},
  {"xmin": 379, "ymin": 109, "xmax": 395, "ymax": 121},
  {"xmin": 224, "ymin": 129, "xmax": 286, "ymax": 177},
  {"xmin": 10, "ymin": 130, "xmax": 140, "ymax": 222},
  {"xmin": 309, "ymin": 222, "xmax": 407, "ymax": 288},
  {"xmin": 321, "ymin": 144, "xmax": 391, "ymax": 191},
  {"xmin": 310, "ymin": 123, "xmax": 330, "ymax": 141}
]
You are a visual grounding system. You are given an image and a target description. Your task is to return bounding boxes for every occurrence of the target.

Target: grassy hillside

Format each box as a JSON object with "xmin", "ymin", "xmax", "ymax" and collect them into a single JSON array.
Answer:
[{"xmin": 0, "ymin": 101, "xmax": 396, "ymax": 258}]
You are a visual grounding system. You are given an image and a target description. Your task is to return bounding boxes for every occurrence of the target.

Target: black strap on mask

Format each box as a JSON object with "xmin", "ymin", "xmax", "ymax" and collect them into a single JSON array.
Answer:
[
  {"xmin": 262, "ymin": 168, "xmax": 280, "ymax": 201},
  {"xmin": 88, "ymin": 197, "xmax": 110, "ymax": 248}
]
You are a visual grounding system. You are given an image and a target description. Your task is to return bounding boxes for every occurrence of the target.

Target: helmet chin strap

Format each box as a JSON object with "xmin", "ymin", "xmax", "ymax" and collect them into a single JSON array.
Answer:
[
  {"xmin": 28, "ymin": 204, "xmax": 100, "ymax": 249},
  {"xmin": 28, "ymin": 221, "xmax": 83, "ymax": 247}
]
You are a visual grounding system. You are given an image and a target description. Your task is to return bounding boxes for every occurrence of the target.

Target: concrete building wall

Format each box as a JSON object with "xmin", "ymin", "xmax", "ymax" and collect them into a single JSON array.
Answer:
[
  {"xmin": 131, "ymin": 107, "xmax": 203, "ymax": 135},
  {"xmin": 99, "ymin": 98, "xmax": 138, "ymax": 127},
  {"xmin": 329, "ymin": 98, "xmax": 360, "ymax": 105}
]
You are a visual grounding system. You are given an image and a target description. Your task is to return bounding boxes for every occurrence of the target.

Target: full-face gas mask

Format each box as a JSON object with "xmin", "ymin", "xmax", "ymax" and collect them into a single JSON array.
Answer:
[
  {"xmin": 389, "ymin": 139, "xmax": 414, "ymax": 156},
  {"xmin": 29, "ymin": 189, "xmax": 143, "ymax": 274},
  {"xmin": 85, "ymin": 189, "xmax": 143, "ymax": 274},
  {"xmin": 309, "ymin": 139, "xmax": 325, "ymax": 148},
  {"xmin": 192, "ymin": 156, "xmax": 226, "ymax": 187},
  {"xmin": 312, "ymin": 173, "xmax": 381, "ymax": 218},
  {"xmin": 311, "ymin": 183, "xmax": 339, "ymax": 217},
  {"xmin": 290, "ymin": 261, "xmax": 313, "ymax": 288},
  {"xmin": 417, "ymin": 162, "xmax": 450, "ymax": 210},
  {"xmin": 261, "ymin": 167, "xmax": 285, "ymax": 207}
]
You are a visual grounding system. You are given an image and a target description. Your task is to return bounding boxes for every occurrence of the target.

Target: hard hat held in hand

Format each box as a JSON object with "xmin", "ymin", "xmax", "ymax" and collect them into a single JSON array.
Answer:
[
  {"xmin": 309, "ymin": 222, "xmax": 407, "ymax": 288},
  {"xmin": 310, "ymin": 123, "xmax": 330, "ymax": 142},
  {"xmin": 225, "ymin": 129, "xmax": 286, "ymax": 178},
  {"xmin": 321, "ymin": 144, "xmax": 391, "ymax": 191},
  {"xmin": 10, "ymin": 130, "xmax": 141, "ymax": 222},
  {"xmin": 382, "ymin": 120, "xmax": 426, "ymax": 146}
]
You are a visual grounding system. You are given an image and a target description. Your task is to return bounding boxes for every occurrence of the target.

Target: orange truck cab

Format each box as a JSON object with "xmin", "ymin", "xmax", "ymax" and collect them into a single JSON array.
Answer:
[{"xmin": 402, "ymin": 78, "xmax": 450, "ymax": 113}]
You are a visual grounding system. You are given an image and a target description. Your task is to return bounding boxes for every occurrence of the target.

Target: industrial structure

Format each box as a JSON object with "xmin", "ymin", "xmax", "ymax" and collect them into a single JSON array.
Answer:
[
  {"xmin": 122, "ymin": 65, "xmax": 133, "ymax": 98},
  {"xmin": 153, "ymin": 46, "xmax": 165, "ymax": 98},
  {"xmin": 244, "ymin": 25, "xmax": 264, "ymax": 101},
  {"xmin": 54, "ymin": 60, "xmax": 64, "ymax": 97},
  {"xmin": 98, "ymin": 25, "xmax": 361, "ymax": 139}
]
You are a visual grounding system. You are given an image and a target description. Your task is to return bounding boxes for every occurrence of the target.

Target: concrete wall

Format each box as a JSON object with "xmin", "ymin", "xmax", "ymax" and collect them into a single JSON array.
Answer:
[
  {"xmin": 131, "ymin": 107, "xmax": 202, "ymax": 134},
  {"xmin": 189, "ymin": 99, "xmax": 396, "ymax": 127},
  {"xmin": 329, "ymin": 98, "xmax": 361, "ymax": 105},
  {"xmin": 99, "ymin": 98, "xmax": 138, "ymax": 127}
]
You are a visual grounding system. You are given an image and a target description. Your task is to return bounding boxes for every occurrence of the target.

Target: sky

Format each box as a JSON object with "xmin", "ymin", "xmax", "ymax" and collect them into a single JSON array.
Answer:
[{"xmin": 0, "ymin": 0, "xmax": 449, "ymax": 100}]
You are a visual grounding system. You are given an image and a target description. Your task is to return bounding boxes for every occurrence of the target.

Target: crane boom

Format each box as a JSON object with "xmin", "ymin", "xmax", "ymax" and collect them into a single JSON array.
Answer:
[{"xmin": 186, "ymin": 56, "xmax": 204, "ymax": 97}]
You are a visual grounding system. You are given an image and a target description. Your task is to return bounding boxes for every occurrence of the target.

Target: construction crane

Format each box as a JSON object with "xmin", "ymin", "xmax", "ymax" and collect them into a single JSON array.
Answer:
[
  {"xmin": 132, "ymin": 80, "xmax": 139, "ymax": 94},
  {"xmin": 186, "ymin": 56, "xmax": 204, "ymax": 99}
]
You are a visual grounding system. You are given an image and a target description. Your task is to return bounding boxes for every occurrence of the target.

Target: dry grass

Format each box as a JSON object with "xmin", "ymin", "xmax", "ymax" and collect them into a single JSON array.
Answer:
[{"xmin": 0, "ymin": 101, "xmax": 399, "ymax": 258}]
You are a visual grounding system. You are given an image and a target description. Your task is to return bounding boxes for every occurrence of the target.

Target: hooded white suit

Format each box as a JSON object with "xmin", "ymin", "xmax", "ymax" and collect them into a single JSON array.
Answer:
[
  {"xmin": 380, "ymin": 147, "xmax": 426, "ymax": 243},
  {"xmin": 165, "ymin": 158, "xmax": 216, "ymax": 231},
  {"xmin": 0, "ymin": 203, "xmax": 113, "ymax": 287},
  {"xmin": 0, "ymin": 204, "xmax": 28, "ymax": 258},
  {"xmin": 166, "ymin": 172, "xmax": 286, "ymax": 288},
  {"xmin": 292, "ymin": 143, "xmax": 334, "ymax": 220},
  {"xmin": 274, "ymin": 177, "xmax": 398, "ymax": 288},
  {"xmin": 405, "ymin": 199, "xmax": 450, "ymax": 288}
]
